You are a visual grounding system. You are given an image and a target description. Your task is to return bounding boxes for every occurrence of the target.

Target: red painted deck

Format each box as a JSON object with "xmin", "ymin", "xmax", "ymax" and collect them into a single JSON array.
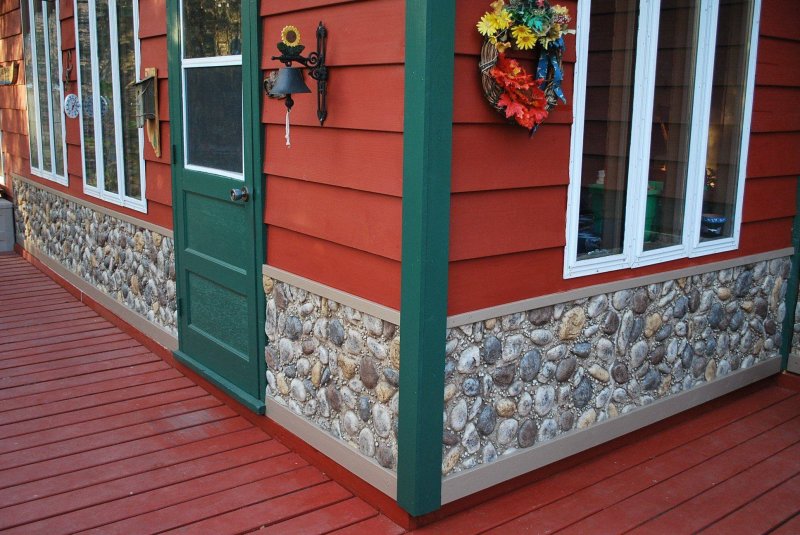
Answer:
[{"xmin": 2, "ymin": 251, "xmax": 800, "ymax": 533}]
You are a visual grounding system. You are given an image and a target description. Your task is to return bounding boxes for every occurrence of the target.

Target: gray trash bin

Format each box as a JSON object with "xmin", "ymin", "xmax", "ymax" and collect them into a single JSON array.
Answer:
[{"xmin": 0, "ymin": 198, "xmax": 14, "ymax": 252}]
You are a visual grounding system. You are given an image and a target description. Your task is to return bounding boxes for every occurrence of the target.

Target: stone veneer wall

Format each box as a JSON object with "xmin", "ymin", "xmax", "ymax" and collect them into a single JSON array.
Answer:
[
  {"xmin": 442, "ymin": 258, "xmax": 791, "ymax": 475},
  {"xmin": 12, "ymin": 178, "xmax": 177, "ymax": 336},
  {"xmin": 264, "ymin": 275, "xmax": 401, "ymax": 470}
]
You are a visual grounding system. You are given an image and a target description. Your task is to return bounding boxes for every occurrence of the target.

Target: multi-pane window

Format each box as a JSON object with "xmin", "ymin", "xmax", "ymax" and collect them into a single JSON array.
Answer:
[
  {"xmin": 21, "ymin": 0, "xmax": 67, "ymax": 185},
  {"xmin": 181, "ymin": 0, "xmax": 243, "ymax": 178},
  {"xmin": 565, "ymin": 0, "xmax": 760, "ymax": 277},
  {"xmin": 75, "ymin": 0, "xmax": 146, "ymax": 211}
]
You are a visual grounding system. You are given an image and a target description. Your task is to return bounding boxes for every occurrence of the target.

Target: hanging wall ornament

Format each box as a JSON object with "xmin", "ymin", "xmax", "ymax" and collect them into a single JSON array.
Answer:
[{"xmin": 477, "ymin": 0, "xmax": 574, "ymax": 135}]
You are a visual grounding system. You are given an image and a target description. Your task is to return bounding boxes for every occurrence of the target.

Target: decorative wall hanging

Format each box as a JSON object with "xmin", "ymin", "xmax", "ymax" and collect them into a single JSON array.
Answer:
[
  {"xmin": 477, "ymin": 0, "xmax": 574, "ymax": 134},
  {"xmin": 266, "ymin": 23, "xmax": 328, "ymax": 148}
]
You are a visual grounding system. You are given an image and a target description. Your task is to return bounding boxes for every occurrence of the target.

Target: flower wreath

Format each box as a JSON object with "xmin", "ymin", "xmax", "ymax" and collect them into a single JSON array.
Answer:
[{"xmin": 477, "ymin": 0, "xmax": 574, "ymax": 133}]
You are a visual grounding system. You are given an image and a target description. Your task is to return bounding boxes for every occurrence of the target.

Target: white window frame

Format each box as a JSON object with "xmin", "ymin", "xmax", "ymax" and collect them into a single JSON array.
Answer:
[
  {"xmin": 22, "ymin": 0, "xmax": 68, "ymax": 186},
  {"xmin": 564, "ymin": 0, "xmax": 761, "ymax": 278},
  {"xmin": 75, "ymin": 0, "xmax": 147, "ymax": 212},
  {"xmin": 179, "ymin": 1, "xmax": 244, "ymax": 181}
]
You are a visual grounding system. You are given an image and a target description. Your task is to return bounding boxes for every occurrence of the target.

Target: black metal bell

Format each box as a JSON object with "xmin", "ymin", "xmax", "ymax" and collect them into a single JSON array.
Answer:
[{"xmin": 269, "ymin": 67, "xmax": 311, "ymax": 97}]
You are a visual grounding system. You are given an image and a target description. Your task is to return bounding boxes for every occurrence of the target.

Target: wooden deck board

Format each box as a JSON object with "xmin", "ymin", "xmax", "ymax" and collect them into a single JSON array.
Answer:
[{"xmin": 4, "ymin": 252, "xmax": 799, "ymax": 533}]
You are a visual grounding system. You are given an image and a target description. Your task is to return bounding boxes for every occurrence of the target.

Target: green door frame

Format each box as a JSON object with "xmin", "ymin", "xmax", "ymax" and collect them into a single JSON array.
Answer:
[
  {"xmin": 166, "ymin": 0, "xmax": 267, "ymax": 413},
  {"xmin": 397, "ymin": 0, "xmax": 456, "ymax": 516}
]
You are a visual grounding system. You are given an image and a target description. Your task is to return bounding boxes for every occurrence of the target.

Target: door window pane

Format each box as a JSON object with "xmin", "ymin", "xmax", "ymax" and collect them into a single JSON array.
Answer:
[
  {"xmin": 185, "ymin": 66, "xmax": 243, "ymax": 174},
  {"xmin": 182, "ymin": 0, "xmax": 241, "ymax": 59},
  {"xmin": 576, "ymin": 0, "xmax": 639, "ymax": 260},
  {"xmin": 46, "ymin": 2, "xmax": 64, "ymax": 178},
  {"xmin": 21, "ymin": 0, "xmax": 39, "ymax": 170},
  {"xmin": 644, "ymin": 0, "xmax": 700, "ymax": 251},
  {"xmin": 33, "ymin": 0, "xmax": 51, "ymax": 173},
  {"xmin": 96, "ymin": 0, "xmax": 119, "ymax": 194},
  {"xmin": 701, "ymin": 0, "xmax": 753, "ymax": 241}
]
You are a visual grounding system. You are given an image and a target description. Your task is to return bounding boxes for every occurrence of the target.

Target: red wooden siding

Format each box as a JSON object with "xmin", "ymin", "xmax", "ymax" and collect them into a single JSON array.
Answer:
[
  {"xmin": 448, "ymin": 0, "xmax": 800, "ymax": 315},
  {"xmin": 261, "ymin": 0, "xmax": 404, "ymax": 309},
  {"xmin": 0, "ymin": 0, "xmax": 173, "ymax": 230}
]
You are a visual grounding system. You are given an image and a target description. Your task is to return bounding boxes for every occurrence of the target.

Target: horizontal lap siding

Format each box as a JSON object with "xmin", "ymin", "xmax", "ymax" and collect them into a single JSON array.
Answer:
[
  {"xmin": 448, "ymin": 0, "xmax": 799, "ymax": 315},
  {"xmin": 262, "ymin": 0, "xmax": 404, "ymax": 309},
  {"xmin": 0, "ymin": 0, "xmax": 173, "ymax": 230}
]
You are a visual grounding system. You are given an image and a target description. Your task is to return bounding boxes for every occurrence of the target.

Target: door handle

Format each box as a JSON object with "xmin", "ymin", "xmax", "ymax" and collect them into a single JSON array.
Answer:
[{"xmin": 230, "ymin": 186, "xmax": 249, "ymax": 202}]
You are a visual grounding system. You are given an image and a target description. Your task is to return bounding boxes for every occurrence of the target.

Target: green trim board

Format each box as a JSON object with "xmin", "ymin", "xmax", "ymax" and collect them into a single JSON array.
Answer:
[
  {"xmin": 398, "ymin": 0, "xmax": 456, "ymax": 516},
  {"xmin": 167, "ymin": 0, "xmax": 266, "ymax": 413},
  {"xmin": 780, "ymin": 176, "xmax": 800, "ymax": 370}
]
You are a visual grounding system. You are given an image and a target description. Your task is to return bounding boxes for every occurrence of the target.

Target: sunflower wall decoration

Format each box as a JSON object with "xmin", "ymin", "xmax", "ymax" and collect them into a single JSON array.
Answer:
[{"xmin": 477, "ymin": 0, "xmax": 574, "ymax": 134}]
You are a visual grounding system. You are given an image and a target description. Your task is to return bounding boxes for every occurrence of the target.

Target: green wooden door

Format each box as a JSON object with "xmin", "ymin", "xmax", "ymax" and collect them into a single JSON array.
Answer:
[{"xmin": 167, "ymin": 0, "xmax": 265, "ymax": 412}]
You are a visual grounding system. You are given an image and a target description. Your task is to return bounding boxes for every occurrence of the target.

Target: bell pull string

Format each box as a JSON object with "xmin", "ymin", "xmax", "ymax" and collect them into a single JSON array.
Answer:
[{"xmin": 285, "ymin": 108, "xmax": 291, "ymax": 148}]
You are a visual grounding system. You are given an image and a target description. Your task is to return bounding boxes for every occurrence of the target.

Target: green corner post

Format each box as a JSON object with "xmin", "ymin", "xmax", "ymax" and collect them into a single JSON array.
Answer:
[
  {"xmin": 397, "ymin": 0, "xmax": 456, "ymax": 517},
  {"xmin": 780, "ymin": 176, "xmax": 800, "ymax": 369}
]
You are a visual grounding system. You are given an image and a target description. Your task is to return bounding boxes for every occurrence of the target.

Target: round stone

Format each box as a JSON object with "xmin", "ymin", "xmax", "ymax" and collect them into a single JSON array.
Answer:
[
  {"xmin": 518, "ymin": 392, "xmax": 533, "ymax": 416},
  {"xmin": 492, "ymin": 362, "xmax": 517, "ymax": 385},
  {"xmin": 546, "ymin": 344, "xmax": 568, "ymax": 361},
  {"xmin": 578, "ymin": 408, "xmax": 597, "ymax": 429},
  {"xmin": 631, "ymin": 289, "xmax": 650, "ymax": 314},
  {"xmin": 358, "ymin": 428, "xmax": 376, "ymax": 457},
  {"xmin": 495, "ymin": 398, "xmax": 516, "ymax": 418},
  {"xmin": 528, "ymin": 306, "xmax": 553, "ymax": 326},
  {"xmin": 482, "ymin": 336, "xmax": 502, "ymax": 364},
  {"xmin": 574, "ymin": 377, "xmax": 593, "ymax": 408},
  {"xmin": 556, "ymin": 357, "xmax": 577, "ymax": 382},
  {"xmin": 449, "ymin": 399, "xmax": 468, "ymax": 432},
  {"xmin": 587, "ymin": 294, "xmax": 609, "ymax": 319},
  {"xmin": 476, "ymin": 404, "xmax": 497, "ymax": 436},
  {"xmin": 483, "ymin": 443, "xmax": 498, "ymax": 464},
  {"xmin": 372, "ymin": 404, "xmax": 392, "ymax": 438},
  {"xmin": 383, "ymin": 368, "xmax": 399, "ymax": 387},
  {"xmin": 457, "ymin": 346, "xmax": 480, "ymax": 374},
  {"xmin": 462, "ymin": 378, "xmax": 480, "ymax": 397},
  {"xmin": 442, "ymin": 446, "xmax": 462, "ymax": 474},
  {"xmin": 559, "ymin": 307, "xmax": 586, "ymax": 340},
  {"xmin": 518, "ymin": 419, "xmax": 537, "ymax": 448},
  {"xmin": 612, "ymin": 290, "xmax": 631, "ymax": 310},
  {"xmin": 530, "ymin": 329, "xmax": 553, "ymax": 346},
  {"xmin": 588, "ymin": 364, "xmax": 610, "ymax": 383},
  {"xmin": 462, "ymin": 423, "xmax": 480, "ymax": 454},
  {"xmin": 502, "ymin": 335, "xmax": 525, "ymax": 361},
  {"xmin": 519, "ymin": 350, "xmax": 542, "ymax": 382},
  {"xmin": 284, "ymin": 316, "xmax": 302, "ymax": 341},
  {"xmin": 538, "ymin": 419, "xmax": 558, "ymax": 442},
  {"xmin": 342, "ymin": 410, "xmax": 360, "ymax": 436},
  {"xmin": 630, "ymin": 340, "xmax": 649, "ymax": 369},
  {"xmin": 602, "ymin": 311, "xmax": 620, "ymax": 335},
  {"xmin": 573, "ymin": 342, "xmax": 591, "ymax": 358},
  {"xmin": 535, "ymin": 386, "xmax": 556, "ymax": 416},
  {"xmin": 443, "ymin": 429, "xmax": 460, "ymax": 446},
  {"xmin": 596, "ymin": 338, "xmax": 615, "ymax": 363},
  {"xmin": 358, "ymin": 396, "xmax": 371, "ymax": 422},
  {"xmin": 558, "ymin": 411, "xmax": 575, "ymax": 431},
  {"xmin": 642, "ymin": 369, "xmax": 661, "ymax": 391},
  {"xmin": 497, "ymin": 418, "xmax": 519, "ymax": 445},
  {"xmin": 290, "ymin": 378, "xmax": 307, "ymax": 401},
  {"xmin": 611, "ymin": 363, "xmax": 630, "ymax": 384},
  {"xmin": 360, "ymin": 357, "xmax": 380, "ymax": 389},
  {"xmin": 327, "ymin": 319, "xmax": 345, "ymax": 346},
  {"xmin": 377, "ymin": 445, "xmax": 395, "ymax": 469},
  {"xmin": 650, "ymin": 345, "xmax": 666, "ymax": 365}
]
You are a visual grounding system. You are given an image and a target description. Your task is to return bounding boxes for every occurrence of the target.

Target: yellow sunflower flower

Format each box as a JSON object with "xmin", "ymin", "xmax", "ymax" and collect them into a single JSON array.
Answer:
[
  {"xmin": 515, "ymin": 30, "xmax": 536, "ymax": 50},
  {"xmin": 280, "ymin": 25, "xmax": 302, "ymax": 47},
  {"xmin": 511, "ymin": 25, "xmax": 533, "ymax": 40},
  {"xmin": 477, "ymin": 13, "xmax": 497, "ymax": 36},
  {"xmin": 495, "ymin": 9, "xmax": 513, "ymax": 30}
]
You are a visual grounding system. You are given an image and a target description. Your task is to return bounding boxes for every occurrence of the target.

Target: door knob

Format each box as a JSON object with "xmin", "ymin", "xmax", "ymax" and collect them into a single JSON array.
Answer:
[{"xmin": 230, "ymin": 186, "xmax": 249, "ymax": 202}]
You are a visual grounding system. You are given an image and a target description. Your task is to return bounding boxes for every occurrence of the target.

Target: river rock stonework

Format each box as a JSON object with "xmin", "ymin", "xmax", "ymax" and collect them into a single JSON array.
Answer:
[
  {"xmin": 264, "ymin": 275, "xmax": 400, "ymax": 471},
  {"xmin": 442, "ymin": 258, "xmax": 790, "ymax": 476},
  {"xmin": 12, "ymin": 178, "xmax": 177, "ymax": 336}
]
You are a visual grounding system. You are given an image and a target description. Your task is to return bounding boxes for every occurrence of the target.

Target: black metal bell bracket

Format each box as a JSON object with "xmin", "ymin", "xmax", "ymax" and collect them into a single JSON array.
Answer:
[{"xmin": 268, "ymin": 22, "xmax": 328, "ymax": 125}]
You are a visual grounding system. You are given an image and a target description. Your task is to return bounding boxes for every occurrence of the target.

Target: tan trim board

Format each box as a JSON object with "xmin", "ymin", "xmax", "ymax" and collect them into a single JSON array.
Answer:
[
  {"xmin": 12, "ymin": 173, "xmax": 173, "ymax": 238},
  {"xmin": 20, "ymin": 241, "xmax": 178, "ymax": 351},
  {"xmin": 441, "ymin": 358, "xmax": 781, "ymax": 504},
  {"xmin": 447, "ymin": 248, "xmax": 794, "ymax": 328},
  {"xmin": 788, "ymin": 352, "xmax": 800, "ymax": 374},
  {"xmin": 265, "ymin": 397, "xmax": 398, "ymax": 499},
  {"xmin": 263, "ymin": 265, "xmax": 401, "ymax": 325}
]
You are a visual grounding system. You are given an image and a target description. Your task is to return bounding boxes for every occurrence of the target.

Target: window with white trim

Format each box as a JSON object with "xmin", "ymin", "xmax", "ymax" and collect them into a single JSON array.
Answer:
[
  {"xmin": 75, "ymin": 0, "xmax": 146, "ymax": 211},
  {"xmin": 21, "ymin": 0, "xmax": 67, "ymax": 185},
  {"xmin": 565, "ymin": 0, "xmax": 760, "ymax": 278}
]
